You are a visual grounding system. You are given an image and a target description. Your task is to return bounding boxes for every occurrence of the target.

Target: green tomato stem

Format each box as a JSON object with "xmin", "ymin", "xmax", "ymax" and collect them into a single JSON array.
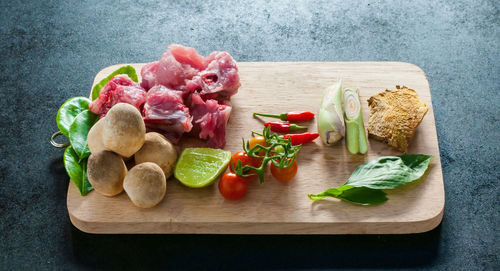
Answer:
[{"xmin": 240, "ymin": 126, "xmax": 301, "ymax": 184}]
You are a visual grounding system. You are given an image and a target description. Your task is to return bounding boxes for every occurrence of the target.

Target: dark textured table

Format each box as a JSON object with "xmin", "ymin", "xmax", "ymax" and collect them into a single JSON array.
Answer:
[{"xmin": 1, "ymin": 0, "xmax": 498, "ymax": 270}]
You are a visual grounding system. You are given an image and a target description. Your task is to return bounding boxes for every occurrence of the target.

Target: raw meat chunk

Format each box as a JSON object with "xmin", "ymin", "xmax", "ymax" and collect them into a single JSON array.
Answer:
[
  {"xmin": 190, "ymin": 93, "xmax": 232, "ymax": 149},
  {"xmin": 186, "ymin": 51, "xmax": 241, "ymax": 100},
  {"xmin": 141, "ymin": 44, "xmax": 204, "ymax": 91},
  {"xmin": 140, "ymin": 61, "xmax": 159, "ymax": 91},
  {"xmin": 169, "ymin": 44, "xmax": 204, "ymax": 70},
  {"xmin": 89, "ymin": 74, "xmax": 147, "ymax": 117},
  {"xmin": 139, "ymin": 45, "xmax": 241, "ymax": 148},
  {"xmin": 142, "ymin": 85, "xmax": 193, "ymax": 143}
]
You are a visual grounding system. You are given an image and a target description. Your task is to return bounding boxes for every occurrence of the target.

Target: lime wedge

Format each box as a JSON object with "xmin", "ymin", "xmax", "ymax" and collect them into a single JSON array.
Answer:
[{"xmin": 174, "ymin": 148, "xmax": 231, "ymax": 188}]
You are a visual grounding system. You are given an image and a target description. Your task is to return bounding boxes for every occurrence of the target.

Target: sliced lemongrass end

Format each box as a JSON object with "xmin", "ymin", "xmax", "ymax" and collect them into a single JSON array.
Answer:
[
  {"xmin": 318, "ymin": 80, "xmax": 345, "ymax": 145},
  {"xmin": 343, "ymin": 88, "xmax": 368, "ymax": 154},
  {"xmin": 344, "ymin": 89, "xmax": 360, "ymax": 120}
]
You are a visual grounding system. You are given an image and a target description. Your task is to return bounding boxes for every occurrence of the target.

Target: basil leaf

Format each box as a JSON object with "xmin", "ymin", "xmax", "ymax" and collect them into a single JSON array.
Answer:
[
  {"xmin": 63, "ymin": 146, "xmax": 93, "ymax": 195},
  {"xmin": 400, "ymin": 154, "xmax": 434, "ymax": 181},
  {"xmin": 308, "ymin": 154, "xmax": 432, "ymax": 205},
  {"xmin": 335, "ymin": 186, "xmax": 387, "ymax": 205},
  {"xmin": 346, "ymin": 154, "xmax": 432, "ymax": 189},
  {"xmin": 308, "ymin": 185, "xmax": 351, "ymax": 200},
  {"xmin": 69, "ymin": 110, "xmax": 99, "ymax": 160},
  {"xmin": 308, "ymin": 186, "xmax": 387, "ymax": 205},
  {"xmin": 56, "ymin": 97, "xmax": 91, "ymax": 137},
  {"xmin": 91, "ymin": 65, "xmax": 138, "ymax": 100}
]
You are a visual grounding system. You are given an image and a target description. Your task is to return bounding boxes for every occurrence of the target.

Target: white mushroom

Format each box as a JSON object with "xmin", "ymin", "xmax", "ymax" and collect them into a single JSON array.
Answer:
[
  {"xmin": 102, "ymin": 103, "xmax": 146, "ymax": 158},
  {"xmin": 87, "ymin": 150, "xmax": 127, "ymax": 196},
  {"xmin": 123, "ymin": 162, "xmax": 166, "ymax": 208},
  {"xmin": 134, "ymin": 132, "xmax": 177, "ymax": 179},
  {"xmin": 87, "ymin": 117, "xmax": 106, "ymax": 154}
]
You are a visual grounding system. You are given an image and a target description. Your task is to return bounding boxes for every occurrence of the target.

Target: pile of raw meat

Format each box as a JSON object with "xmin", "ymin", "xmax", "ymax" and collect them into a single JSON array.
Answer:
[{"xmin": 89, "ymin": 44, "xmax": 241, "ymax": 149}]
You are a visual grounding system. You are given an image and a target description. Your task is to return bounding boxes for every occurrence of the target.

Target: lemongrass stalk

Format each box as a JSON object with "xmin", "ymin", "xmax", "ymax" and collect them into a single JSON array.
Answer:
[
  {"xmin": 317, "ymin": 80, "xmax": 345, "ymax": 145},
  {"xmin": 343, "ymin": 88, "xmax": 368, "ymax": 154}
]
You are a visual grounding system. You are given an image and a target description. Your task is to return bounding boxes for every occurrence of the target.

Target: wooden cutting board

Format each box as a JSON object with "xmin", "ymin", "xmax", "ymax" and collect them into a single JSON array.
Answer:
[{"xmin": 67, "ymin": 62, "xmax": 444, "ymax": 234}]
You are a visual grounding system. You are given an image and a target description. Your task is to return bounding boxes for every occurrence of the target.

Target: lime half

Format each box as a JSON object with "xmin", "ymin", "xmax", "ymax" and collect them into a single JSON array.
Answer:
[{"xmin": 174, "ymin": 148, "xmax": 231, "ymax": 188}]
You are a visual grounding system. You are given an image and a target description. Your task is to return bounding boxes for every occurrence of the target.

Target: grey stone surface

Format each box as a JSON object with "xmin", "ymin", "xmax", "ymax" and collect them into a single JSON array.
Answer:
[{"xmin": 0, "ymin": 0, "xmax": 498, "ymax": 269}]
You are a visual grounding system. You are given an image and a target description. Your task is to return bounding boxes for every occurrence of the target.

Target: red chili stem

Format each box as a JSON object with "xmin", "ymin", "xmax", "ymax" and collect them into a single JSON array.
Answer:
[
  {"xmin": 264, "ymin": 122, "xmax": 308, "ymax": 133},
  {"xmin": 253, "ymin": 112, "xmax": 287, "ymax": 121},
  {"xmin": 282, "ymin": 132, "xmax": 319, "ymax": 145}
]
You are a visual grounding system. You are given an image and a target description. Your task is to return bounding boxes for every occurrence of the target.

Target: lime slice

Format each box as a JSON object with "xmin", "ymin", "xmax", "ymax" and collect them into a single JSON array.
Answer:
[{"xmin": 174, "ymin": 148, "xmax": 231, "ymax": 188}]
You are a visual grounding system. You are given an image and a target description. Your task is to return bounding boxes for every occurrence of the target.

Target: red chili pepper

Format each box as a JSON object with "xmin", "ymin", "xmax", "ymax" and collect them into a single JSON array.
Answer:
[
  {"xmin": 286, "ymin": 111, "xmax": 315, "ymax": 122},
  {"xmin": 282, "ymin": 132, "xmax": 319, "ymax": 145},
  {"xmin": 253, "ymin": 111, "xmax": 315, "ymax": 122},
  {"xmin": 264, "ymin": 122, "xmax": 308, "ymax": 133}
]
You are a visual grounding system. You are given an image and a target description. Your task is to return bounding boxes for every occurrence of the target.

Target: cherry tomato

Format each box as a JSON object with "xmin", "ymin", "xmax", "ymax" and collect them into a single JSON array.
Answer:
[
  {"xmin": 271, "ymin": 145, "xmax": 285, "ymax": 155},
  {"xmin": 249, "ymin": 136, "xmax": 269, "ymax": 156},
  {"xmin": 271, "ymin": 160, "xmax": 298, "ymax": 182},
  {"xmin": 229, "ymin": 151, "xmax": 260, "ymax": 180},
  {"xmin": 230, "ymin": 151, "xmax": 260, "ymax": 171},
  {"xmin": 219, "ymin": 172, "xmax": 248, "ymax": 200}
]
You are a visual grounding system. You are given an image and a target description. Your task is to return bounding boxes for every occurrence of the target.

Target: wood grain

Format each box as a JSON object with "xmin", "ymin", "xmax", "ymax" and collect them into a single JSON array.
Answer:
[{"xmin": 67, "ymin": 62, "xmax": 444, "ymax": 234}]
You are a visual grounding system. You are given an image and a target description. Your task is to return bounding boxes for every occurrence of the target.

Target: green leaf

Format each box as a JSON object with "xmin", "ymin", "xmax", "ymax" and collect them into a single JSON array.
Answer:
[
  {"xmin": 308, "ymin": 154, "xmax": 432, "ymax": 205},
  {"xmin": 346, "ymin": 155, "xmax": 432, "ymax": 189},
  {"xmin": 80, "ymin": 159, "xmax": 93, "ymax": 195},
  {"xmin": 56, "ymin": 97, "xmax": 91, "ymax": 137},
  {"xmin": 335, "ymin": 186, "xmax": 387, "ymax": 205},
  {"xmin": 63, "ymin": 146, "xmax": 93, "ymax": 195},
  {"xmin": 91, "ymin": 65, "xmax": 138, "ymax": 100},
  {"xmin": 400, "ymin": 154, "xmax": 433, "ymax": 181},
  {"xmin": 69, "ymin": 110, "xmax": 99, "ymax": 160},
  {"xmin": 308, "ymin": 186, "xmax": 387, "ymax": 205},
  {"xmin": 308, "ymin": 185, "xmax": 349, "ymax": 200}
]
